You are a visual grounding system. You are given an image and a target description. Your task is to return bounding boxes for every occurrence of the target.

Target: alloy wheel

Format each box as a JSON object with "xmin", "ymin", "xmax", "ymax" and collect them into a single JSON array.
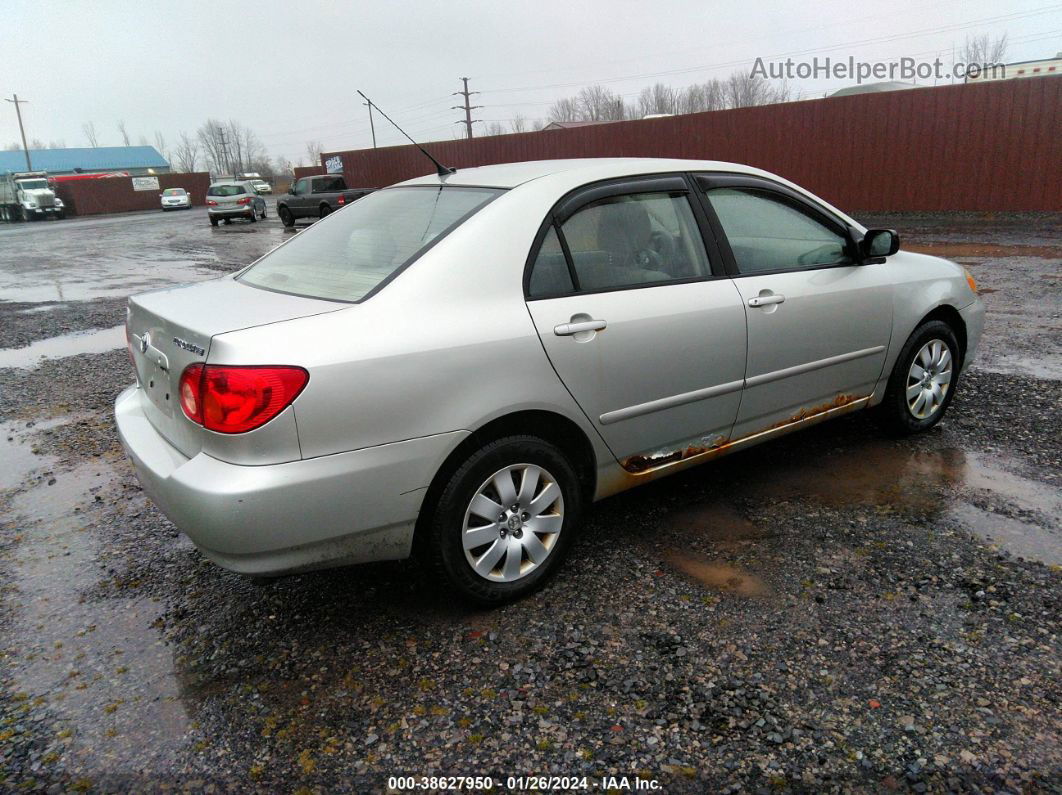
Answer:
[
  {"xmin": 462, "ymin": 463, "xmax": 564, "ymax": 582},
  {"xmin": 906, "ymin": 339, "xmax": 953, "ymax": 419}
]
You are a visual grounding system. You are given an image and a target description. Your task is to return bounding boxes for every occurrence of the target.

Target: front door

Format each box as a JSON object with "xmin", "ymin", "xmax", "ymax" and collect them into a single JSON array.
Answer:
[
  {"xmin": 524, "ymin": 177, "xmax": 747, "ymax": 465},
  {"xmin": 697, "ymin": 176, "xmax": 894, "ymax": 439}
]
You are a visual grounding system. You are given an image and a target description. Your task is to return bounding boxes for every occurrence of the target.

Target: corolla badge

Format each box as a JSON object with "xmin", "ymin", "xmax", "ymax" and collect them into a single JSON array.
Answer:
[{"xmin": 172, "ymin": 337, "xmax": 206, "ymax": 357}]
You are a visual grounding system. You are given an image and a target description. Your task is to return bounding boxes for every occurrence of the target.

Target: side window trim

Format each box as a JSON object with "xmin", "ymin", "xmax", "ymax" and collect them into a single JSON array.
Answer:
[
  {"xmin": 524, "ymin": 174, "xmax": 724, "ymax": 300},
  {"xmin": 691, "ymin": 173, "xmax": 857, "ymax": 277}
]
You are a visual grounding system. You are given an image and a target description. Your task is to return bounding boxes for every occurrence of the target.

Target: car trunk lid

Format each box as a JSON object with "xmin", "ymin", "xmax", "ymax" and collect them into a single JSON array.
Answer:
[{"xmin": 127, "ymin": 276, "xmax": 345, "ymax": 458}]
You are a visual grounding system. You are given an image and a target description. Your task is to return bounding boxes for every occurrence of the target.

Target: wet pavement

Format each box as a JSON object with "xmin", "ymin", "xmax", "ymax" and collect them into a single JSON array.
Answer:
[{"xmin": 0, "ymin": 209, "xmax": 1060, "ymax": 791}]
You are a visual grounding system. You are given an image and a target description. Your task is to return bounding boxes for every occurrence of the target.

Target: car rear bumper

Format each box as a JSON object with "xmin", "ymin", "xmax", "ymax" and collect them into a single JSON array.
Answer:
[
  {"xmin": 115, "ymin": 385, "xmax": 466, "ymax": 575},
  {"xmin": 208, "ymin": 206, "xmax": 254, "ymax": 217}
]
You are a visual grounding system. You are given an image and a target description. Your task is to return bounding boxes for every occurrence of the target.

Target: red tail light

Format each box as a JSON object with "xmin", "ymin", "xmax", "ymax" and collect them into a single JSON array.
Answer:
[
  {"xmin": 206, "ymin": 199, "xmax": 218, "ymax": 206},
  {"xmin": 236, "ymin": 197, "xmax": 252, "ymax": 205},
  {"xmin": 179, "ymin": 364, "xmax": 308, "ymax": 434},
  {"xmin": 337, "ymin": 195, "xmax": 345, "ymax": 205}
]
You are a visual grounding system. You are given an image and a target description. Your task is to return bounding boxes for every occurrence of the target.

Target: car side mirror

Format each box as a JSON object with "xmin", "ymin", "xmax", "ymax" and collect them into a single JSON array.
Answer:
[{"xmin": 860, "ymin": 228, "xmax": 899, "ymax": 262}]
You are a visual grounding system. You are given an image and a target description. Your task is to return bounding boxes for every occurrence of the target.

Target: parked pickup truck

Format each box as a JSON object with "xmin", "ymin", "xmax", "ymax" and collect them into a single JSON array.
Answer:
[{"xmin": 276, "ymin": 174, "xmax": 373, "ymax": 227}]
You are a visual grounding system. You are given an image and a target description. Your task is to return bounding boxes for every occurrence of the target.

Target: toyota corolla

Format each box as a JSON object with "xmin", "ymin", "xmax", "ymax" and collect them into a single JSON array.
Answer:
[{"xmin": 116, "ymin": 158, "xmax": 983, "ymax": 603}]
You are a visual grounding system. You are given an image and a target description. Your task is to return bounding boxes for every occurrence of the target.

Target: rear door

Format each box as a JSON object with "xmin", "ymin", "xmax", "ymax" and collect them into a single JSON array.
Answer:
[
  {"xmin": 524, "ymin": 175, "xmax": 747, "ymax": 466},
  {"xmin": 695, "ymin": 175, "xmax": 894, "ymax": 439}
]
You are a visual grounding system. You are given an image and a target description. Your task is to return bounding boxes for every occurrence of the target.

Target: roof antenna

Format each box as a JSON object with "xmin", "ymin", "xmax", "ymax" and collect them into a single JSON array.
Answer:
[{"xmin": 357, "ymin": 90, "xmax": 456, "ymax": 178}]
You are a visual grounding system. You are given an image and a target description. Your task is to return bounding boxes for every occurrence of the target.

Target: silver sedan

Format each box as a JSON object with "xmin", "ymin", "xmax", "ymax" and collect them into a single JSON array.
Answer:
[{"xmin": 116, "ymin": 158, "xmax": 984, "ymax": 603}]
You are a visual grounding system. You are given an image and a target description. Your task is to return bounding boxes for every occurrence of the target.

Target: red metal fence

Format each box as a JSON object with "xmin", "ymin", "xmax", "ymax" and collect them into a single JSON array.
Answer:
[
  {"xmin": 323, "ymin": 77, "xmax": 1062, "ymax": 212},
  {"xmin": 56, "ymin": 172, "xmax": 211, "ymax": 216}
]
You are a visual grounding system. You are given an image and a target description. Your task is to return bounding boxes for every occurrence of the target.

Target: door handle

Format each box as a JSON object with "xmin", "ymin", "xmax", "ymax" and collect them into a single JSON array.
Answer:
[
  {"xmin": 554, "ymin": 319, "xmax": 607, "ymax": 336},
  {"xmin": 748, "ymin": 294, "xmax": 785, "ymax": 307}
]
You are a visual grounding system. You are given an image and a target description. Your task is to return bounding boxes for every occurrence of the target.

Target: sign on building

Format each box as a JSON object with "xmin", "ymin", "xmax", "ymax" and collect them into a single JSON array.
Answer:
[
  {"xmin": 325, "ymin": 155, "xmax": 343, "ymax": 174},
  {"xmin": 132, "ymin": 176, "xmax": 160, "ymax": 191}
]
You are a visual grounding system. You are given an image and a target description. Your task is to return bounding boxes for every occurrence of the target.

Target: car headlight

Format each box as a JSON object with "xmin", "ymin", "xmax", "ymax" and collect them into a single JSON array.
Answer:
[{"xmin": 54, "ymin": 198, "xmax": 64, "ymax": 206}]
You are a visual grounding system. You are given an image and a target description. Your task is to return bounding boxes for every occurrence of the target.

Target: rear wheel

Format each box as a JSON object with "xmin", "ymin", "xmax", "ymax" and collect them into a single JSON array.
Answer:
[
  {"xmin": 278, "ymin": 205, "xmax": 294, "ymax": 227},
  {"xmin": 319, "ymin": 203, "xmax": 331, "ymax": 218},
  {"xmin": 424, "ymin": 436, "xmax": 582, "ymax": 605},
  {"xmin": 877, "ymin": 319, "xmax": 961, "ymax": 435},
  {"xmin": 209, "ymin": 216, "xmax": 219, "ymax": 227}
]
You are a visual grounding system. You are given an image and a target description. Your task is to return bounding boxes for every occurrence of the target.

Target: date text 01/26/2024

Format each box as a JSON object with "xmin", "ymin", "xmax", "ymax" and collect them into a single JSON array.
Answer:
[{"xmin": 387, "ymin": 776, "xmax": 663, "ymax": 791}]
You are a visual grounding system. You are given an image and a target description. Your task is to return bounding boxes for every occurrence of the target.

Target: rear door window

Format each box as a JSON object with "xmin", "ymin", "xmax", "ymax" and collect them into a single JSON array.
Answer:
[
  {"xmin": 208, "ymin": 185, "xmax": 245, "ymax": 197},
  {"xmin": 239, "ymin": 186, "xmax": 501, "ymax": 302}
]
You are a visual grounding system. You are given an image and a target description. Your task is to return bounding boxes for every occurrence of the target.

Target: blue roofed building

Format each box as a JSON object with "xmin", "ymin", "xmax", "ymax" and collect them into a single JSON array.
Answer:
[{"xmin": 0, "ymin": 146, "xmax": 169, "ymax": 176}]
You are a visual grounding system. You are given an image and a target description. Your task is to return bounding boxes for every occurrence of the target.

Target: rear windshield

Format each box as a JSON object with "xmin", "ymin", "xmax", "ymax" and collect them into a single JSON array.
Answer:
[
  {"xmin": 239, "ymin": 186, "xmax": 500, "ymax": 302},
  {"xmin": 207, "ymin": 185, "xmax": 245, "ymax": 196},
  {"xmin": 315, "ymin": 176, "xmax": 347, "ymax": 191},
  {"xmin": 162, "ymin": 188, "xmax": 186, "ymax": 196}
]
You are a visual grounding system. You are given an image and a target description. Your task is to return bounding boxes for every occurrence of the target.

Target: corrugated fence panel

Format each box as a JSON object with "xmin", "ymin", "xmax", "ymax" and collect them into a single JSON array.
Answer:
[
  {"xmin": 56, "ymin": 173, "xmax": 211, "ymax": 217},
  {"xmin": 323, "ymin": 78, "xmax": 1061, "ymax": 212}
]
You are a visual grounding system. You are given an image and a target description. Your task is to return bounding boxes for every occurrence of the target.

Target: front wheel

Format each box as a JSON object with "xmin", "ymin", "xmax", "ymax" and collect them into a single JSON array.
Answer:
[
  {"xmin": 876, "ymin": 319, "xmax": 962, "ymax": 435},
  {"xmin": 278, "ymin": 205, "xmax": 294, "ymax": 227},
  {"xmin": 424, "ymin": 436, "xmax": 583, "ymax": 605}
]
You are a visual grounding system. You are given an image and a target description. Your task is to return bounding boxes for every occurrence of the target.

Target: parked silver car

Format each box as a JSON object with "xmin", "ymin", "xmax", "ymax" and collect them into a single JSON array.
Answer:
[
  {"xmin": 116, "ymin": 158, "xmax": 983, "ymax": 603},
  {"xmin": 160, "ymin": 187, "xmax": 192, "ymax": 210},
  {"xmin": 205, "ymin": 181, "xmax": 267, "ymax": 226}
]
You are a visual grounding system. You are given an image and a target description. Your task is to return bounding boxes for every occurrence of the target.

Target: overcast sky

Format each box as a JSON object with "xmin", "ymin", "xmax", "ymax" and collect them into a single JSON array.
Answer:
[{"xmin": 3, "ymin": 0, "xmax": 1060, "ymax": 166}]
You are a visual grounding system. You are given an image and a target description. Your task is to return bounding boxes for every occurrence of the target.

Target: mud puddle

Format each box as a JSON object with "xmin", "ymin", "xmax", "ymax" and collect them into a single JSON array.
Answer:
[
  {"xmin": 0, "ymin": 325, "xmax": 125, "ymax": 369},
  {"xmin": 3, "ymin": 457, "xmax": 191, "ymax": 776},
  {"xmin": 662, "ymin": 552, "xmax": 770, "ymax": 596},
  {"xmin": 663, "ymin": 440, "xmax": 1060, "ymax": 568},
  {"xmin": 0, "ymin": 261, "xmax": 223, "ymax": 303}
]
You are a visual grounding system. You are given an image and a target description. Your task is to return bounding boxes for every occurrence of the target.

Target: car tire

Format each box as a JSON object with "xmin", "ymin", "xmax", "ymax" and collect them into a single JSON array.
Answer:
[
  {"xmin": 424, "ymin": 435, "xmax": 583, "ymax": 605},
  {"xmin": 260, "ymin": 205, "xmax": 267, "ymax": 219},
  {"xmin": 278, "ymin": 206, "xmax": 294, "ymax": 227},
  {"xmin": 876, "ymin": 319, "xmax": 962, "ymax": 436},
  {"xmin": 210, "ymin": 216, "xmax": 219, "ymax": 227},
  {"xmin": 248, "ymin": 210, "xmax": 257, "ymax": 223},
  {"xmin": 319, "ymin": 204, "xmax": 331, "ymax": 218}
]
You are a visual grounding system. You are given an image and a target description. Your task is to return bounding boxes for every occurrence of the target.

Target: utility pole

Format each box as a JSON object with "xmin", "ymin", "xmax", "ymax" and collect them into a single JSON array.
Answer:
[
  {"xmin": 217, "ymin": 127, "xmax": 231, "ymax": 175},
  {"xmin": 4, "ymin": 94, "xmax": 32, "ymax": 170},
  {"xmin": 362, "ymin": 97, "xmax": 376, "ymax": 148},
  {"xmin": 452, "ymin": 77, "xmax": 481, "ymax": 140}
]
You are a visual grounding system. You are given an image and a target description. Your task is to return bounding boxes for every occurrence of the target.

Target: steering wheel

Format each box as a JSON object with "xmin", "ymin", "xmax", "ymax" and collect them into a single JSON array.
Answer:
[{"xmin": 797, "ymin": 244, "xmax": 842, "ymax": 267}]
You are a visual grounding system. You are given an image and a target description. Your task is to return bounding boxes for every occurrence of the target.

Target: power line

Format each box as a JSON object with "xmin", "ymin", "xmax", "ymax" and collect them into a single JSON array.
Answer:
[{"xmin": 452, "ymin": 77, "xmax": 482, "ymax": 140}]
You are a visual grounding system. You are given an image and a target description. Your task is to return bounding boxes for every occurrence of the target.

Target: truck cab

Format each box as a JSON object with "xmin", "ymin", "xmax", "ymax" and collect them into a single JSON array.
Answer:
[{"xmin": 0, "ymin": 171, "xmax": 65, "ymax": 221}]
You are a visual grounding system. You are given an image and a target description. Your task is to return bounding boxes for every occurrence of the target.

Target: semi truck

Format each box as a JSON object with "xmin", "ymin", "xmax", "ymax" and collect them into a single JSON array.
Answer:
[{"xmin": 0, "ymin": 171, "xmax": 66, "ymax": 221}]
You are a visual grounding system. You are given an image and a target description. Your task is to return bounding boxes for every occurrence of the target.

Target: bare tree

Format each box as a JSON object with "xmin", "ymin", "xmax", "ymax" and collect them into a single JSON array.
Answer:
[
  {"xmin": 47, "ymin": 140, "xmax": 66, "ymax": 149},
  {"xmin": 117, "ymin": 121, "xmax": 130, "ymax": 146},
  {"xmin": 576, "ymin": 85, "xmax": 627, "ymax": 121},
  {"xmin": 305, "ymin": 141, "xmax": 324, "ymax": 166},
  {"xmin": 173, "ymin": 132, "xmax": 199, "ymax": 173},
  {"xmin": 29, "ymin": 138, "xmax": 45, "ymax": 149},
  {"xmin": 637, "ymin": 83, "xmax": 677, "ymax": 117},
  {"xmin": 509, "ymin": 114, "xmax": 529, "ymax": 134},
  {"xmin": 675, "ymin": 79, "xmax": 727, "ymax": 114},
  {"xmin": 225, "ymin": 121, "xmax": 266, "ymax": 174},
  {"xmin": 4, "ymin": 142, "xmax": 21, "ymax": 151},
  {"xmin": 137, "ymin": 134, "xmax": 150, "ymax": 147},
  {"xmin": 197, "ymin": 119, "xmax": 229, "ymax": 174},
  {"xmin": 153, "ymin": 131, "xmax": 169, "ymax": 164},
  {"xmin": 724, "ymin": 71, "xmax": 788, "ymax": 108},
  {"xmin": 82, "ymin": 121, "xmax": 100, "ymax": 147},
  {"xmin": 961, "ymin": 33, "xmax": 1008, "ymax": 68},
  {"xmin": 483, "ymin": 122, "xmax": 505, "ymax": 136},
  {"xmin": 547, "ymin": 97, "xmax": 580, "ymax": 123}
]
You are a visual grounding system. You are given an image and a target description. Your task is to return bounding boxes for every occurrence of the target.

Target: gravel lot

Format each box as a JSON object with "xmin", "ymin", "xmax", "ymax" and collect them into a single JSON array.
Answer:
[{"xmin": 1, "ymin": 208, "xmax": 1059, "ymax": 792}]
